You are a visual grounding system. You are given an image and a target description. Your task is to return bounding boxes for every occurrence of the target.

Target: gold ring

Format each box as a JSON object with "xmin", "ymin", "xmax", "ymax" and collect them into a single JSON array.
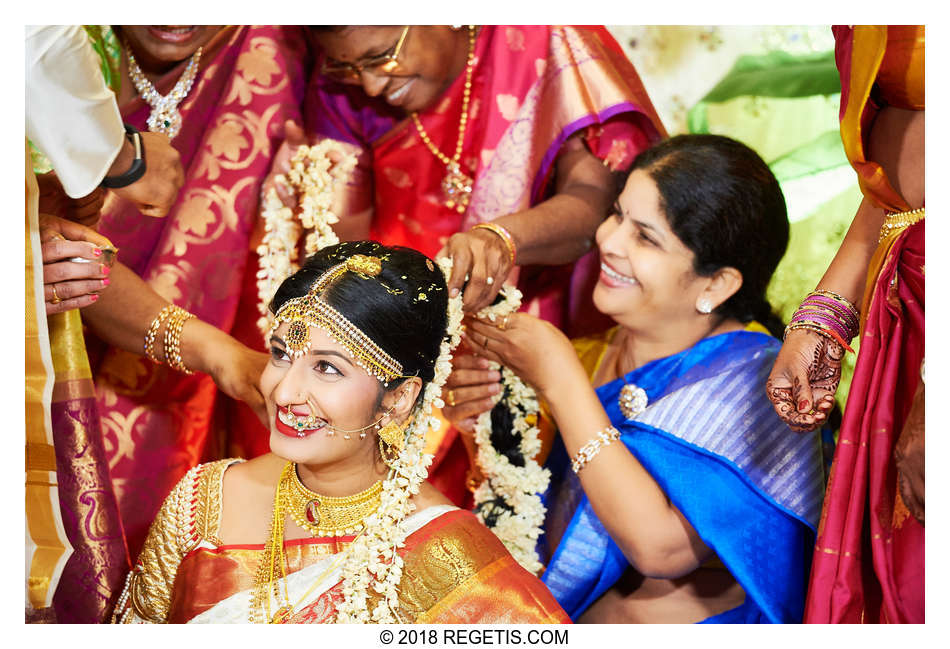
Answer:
[
  {"xmin": 498, "ymin": 314, "xmax": 510, "ymax": 331},
  {"xmin": 50, "ymin": 284, "xmax": 62, "ymax": 304},
  {"xmin": 446, "ymin": 390, "xmax": 456, "ymax": 407}
]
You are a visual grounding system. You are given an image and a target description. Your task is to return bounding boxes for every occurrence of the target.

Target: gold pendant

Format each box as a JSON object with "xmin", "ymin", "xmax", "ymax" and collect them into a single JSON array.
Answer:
[
  {"xmin": 271, "ymin": 605, "xmax": 294, "ymax": 624},
  {"xmin": 441, "ymin": 163, "xmax": 473, "ymax": 214}
]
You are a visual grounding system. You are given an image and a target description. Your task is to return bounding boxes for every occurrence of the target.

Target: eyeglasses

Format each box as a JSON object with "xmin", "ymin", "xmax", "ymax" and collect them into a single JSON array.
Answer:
[{"xmin": 321, "ymin": 26, "xmax": 410, "ymax": 82}]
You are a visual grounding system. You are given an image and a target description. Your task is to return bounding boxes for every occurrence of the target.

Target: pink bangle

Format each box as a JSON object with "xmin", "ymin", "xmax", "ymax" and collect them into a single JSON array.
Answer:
[{"xmin": 472, "ymin": 222, "xmax": 517, "ymax": 266}]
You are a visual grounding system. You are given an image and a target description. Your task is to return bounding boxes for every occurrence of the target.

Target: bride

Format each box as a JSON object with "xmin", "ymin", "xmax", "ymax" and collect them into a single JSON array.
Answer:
[{"xmin": 112, "ymin": 240, "xmax": 568, "ymax": 624}]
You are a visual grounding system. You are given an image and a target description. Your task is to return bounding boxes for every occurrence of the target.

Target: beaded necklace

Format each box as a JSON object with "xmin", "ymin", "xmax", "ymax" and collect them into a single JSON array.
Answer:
[{"xmin": 410, "ymin": 26, "xmax": 476, "ymax": 214}]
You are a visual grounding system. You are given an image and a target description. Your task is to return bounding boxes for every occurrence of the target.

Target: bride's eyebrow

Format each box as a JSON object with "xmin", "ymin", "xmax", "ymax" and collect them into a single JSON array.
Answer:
[{"xmin": 309, "ymin": 349, "xmax": 355, "ymax": 368}]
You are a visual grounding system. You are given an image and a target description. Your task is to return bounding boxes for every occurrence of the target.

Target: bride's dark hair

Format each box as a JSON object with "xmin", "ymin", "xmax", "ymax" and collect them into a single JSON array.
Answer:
[{"xmin": 270, "ymin": 240, "xmax": 449, "ymax": 388}]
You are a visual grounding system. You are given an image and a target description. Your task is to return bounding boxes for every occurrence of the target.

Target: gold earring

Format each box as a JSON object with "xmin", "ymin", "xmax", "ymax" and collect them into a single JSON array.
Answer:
[
  {"xmin": 379, "ymin": 435, "xmax": 400, "ymax": 469},
  {"xmin": 378, "ymin": 419, "xmax": 405, "ymax": 452}
]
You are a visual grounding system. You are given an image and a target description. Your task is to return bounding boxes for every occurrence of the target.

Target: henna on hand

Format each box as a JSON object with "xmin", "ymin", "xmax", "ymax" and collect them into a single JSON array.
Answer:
[{"xmin": 767, "ymin": 334, "xmax": 842, "ymax": 432}]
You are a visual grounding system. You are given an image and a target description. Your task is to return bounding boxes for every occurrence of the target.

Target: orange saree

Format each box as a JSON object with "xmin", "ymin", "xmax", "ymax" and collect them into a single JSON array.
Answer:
[{"xmin": 114, "ymin": 460, "xmax": 569, "ymax": 624}]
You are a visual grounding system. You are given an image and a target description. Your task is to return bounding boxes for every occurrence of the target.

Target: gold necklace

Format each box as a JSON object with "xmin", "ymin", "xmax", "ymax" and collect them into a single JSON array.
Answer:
[
  {"xmin": 250, "ymin": 463, "xmax": 381, "ymax": 623},
  {"xmin": 410, "ymin": 25, "xmax": 476, "ymax": 214},
  {"xmin": 284, "ymin": 463, "xmax": 384, "ymax": 537},
  {"xmin": 125, "ymin": 43, "xmax": 202, "ymax": 139}
]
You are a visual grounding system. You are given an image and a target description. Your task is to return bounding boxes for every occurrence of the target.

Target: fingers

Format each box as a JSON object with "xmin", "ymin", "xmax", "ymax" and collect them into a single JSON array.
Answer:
[
  {"xmin": 448, "ymin": 367, "xmax": 502, "ymax": 388},
  {"xmin": 46, "ymin": 278, "xmax": 109, "ymax": 303},
  {"xmin": 45, "ymin": 291, "xmax": 98, "ymax": 315},
  {"xmin": 452, "ymin": 353, "xmax": 494, "ymax": 372},
  {"xmin": 50, "ymin": 218, "xmax": 114, "ymax": 250},
  {"xmin": 139, "ymin": 204, "xmax": 171, "ymax": 218},
  {"xmin": 284, "ymin": 119, "xmax": 307, "ymax": 146},
  {"xmin": 43, "ymin": 258, "xmax": 110, "ymax": 284},
  {"xmin": 446, "ymin": 240, "xmax": 472, "ymax": 298}
]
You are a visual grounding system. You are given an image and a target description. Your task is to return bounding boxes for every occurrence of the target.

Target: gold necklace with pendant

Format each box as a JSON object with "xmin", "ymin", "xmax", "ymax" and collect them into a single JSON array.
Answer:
[
  {"xmin": 250, "ymin": 463, "xmax": 382, "ymax": 623},
  {"xmin": 410, "ymin": 25, "xmax": 476, "ymax": 214}
]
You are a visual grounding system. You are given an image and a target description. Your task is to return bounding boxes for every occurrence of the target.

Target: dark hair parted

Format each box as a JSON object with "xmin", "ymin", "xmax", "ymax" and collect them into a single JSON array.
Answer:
[
  {"xmin": 269, "ymin": 241, "xmax": 448, "ymax": 389},
  {"xmin": 629, "ymin": 134, "xmax": 789, "ymax": 336}
]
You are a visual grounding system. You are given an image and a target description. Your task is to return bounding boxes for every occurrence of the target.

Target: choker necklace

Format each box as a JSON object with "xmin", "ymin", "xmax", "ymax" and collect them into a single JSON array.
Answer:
[
  {"xmin": 125, "ymin": 44, "xmax": 203, "ymax": 139},
  {"xmin": 282, "ymin": 463, "xmax": 383, "ymax": 537},
  {"xmin": 410, "ymin": 25, "xmax": 476, "ymax": 214}
]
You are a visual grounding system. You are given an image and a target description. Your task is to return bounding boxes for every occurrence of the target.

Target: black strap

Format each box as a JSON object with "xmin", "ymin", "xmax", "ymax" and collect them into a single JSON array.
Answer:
[{"xmin": 101, "ymin": 123, "xmax": 147, "ymax": 188}]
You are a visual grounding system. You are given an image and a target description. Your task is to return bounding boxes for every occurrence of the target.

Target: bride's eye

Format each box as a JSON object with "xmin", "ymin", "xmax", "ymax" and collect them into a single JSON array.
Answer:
[
  {"xmin": 270, "ymin": 346, "xmax": 290, "ymax": 363},
  {"xmin": 315, "ymin": 360, "xmax": 342, "ymax": 376}
]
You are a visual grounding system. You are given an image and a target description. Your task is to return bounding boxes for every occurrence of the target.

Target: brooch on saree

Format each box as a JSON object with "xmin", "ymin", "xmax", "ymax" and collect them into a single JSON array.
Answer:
[{"xmin": 619, "ymin": 383, "xmax": 648, "ymax": 420}]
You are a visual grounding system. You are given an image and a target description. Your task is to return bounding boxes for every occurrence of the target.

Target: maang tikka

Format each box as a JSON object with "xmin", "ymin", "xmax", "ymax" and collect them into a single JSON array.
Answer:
[{"xmin": 268, "ymin": 254, "xmax": 403, "ymax": 385}]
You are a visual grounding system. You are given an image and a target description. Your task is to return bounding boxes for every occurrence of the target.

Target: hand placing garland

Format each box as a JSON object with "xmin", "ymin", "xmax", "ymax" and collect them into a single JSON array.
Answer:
[
  {"xmin": 469, "ymin": 286, "xmax": 550, "ymax": 575},
  {"xmin": 256, "ymin": 141, "xmax": 357, "ymax": 335}
]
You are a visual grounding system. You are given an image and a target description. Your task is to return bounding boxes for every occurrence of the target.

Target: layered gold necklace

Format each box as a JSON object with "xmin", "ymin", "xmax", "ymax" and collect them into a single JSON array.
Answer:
[
  {"xmin": 250, "ymin": 462, "xmax": 383, "ymax": 623},
  {"xmin": 410, "ymin": 25, "xmax": 476, "ymax": 214}
]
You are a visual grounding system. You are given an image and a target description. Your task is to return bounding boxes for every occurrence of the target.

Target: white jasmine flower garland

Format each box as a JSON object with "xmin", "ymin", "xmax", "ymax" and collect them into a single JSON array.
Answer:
[
  {"xmin": 471, "ymin": 287, "xmax": 550, "ymax": 575},
  {"xmin": 256, "ymin": 141, "xmax": 357, "ymax": 335},
  {"xmin": 335, "ymin": 255, "xmax": 464, "ymax": 623}
]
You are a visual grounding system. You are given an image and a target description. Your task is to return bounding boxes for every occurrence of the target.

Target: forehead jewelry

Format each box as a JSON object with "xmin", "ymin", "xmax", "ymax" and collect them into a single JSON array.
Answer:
[{"xmin": 268, "ymin": 254, "xmax": 403, "ymax": 384}]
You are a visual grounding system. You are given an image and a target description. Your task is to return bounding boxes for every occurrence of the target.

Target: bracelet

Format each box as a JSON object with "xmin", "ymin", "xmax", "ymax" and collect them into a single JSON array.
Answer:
[
  {"xmin": 571, "ymin": 425, "xmax": 621, "ymax": 474},
  {"xmin": 163, "ymin": 307, "xmax": 196, "ymax": 374},
  {"xmin": 784, "ymin": 321, "xmax": 855, "ymax": 354},
  {"xmin": 101, "ymin": 124, "xmax": 147, "ymax": 189},
  {"xmin": 144, "ymin": 305, "xmax": 177, "ymax": 363},
  {"xmin": 472, "ymin": 223, "xmax": 517, "ymax": 266}
]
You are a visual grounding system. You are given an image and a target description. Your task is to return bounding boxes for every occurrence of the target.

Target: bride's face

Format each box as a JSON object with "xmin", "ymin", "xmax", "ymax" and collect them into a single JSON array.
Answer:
[{"xmin": 261, "ymin": 325, "xmax": 385, "ymax": 469}]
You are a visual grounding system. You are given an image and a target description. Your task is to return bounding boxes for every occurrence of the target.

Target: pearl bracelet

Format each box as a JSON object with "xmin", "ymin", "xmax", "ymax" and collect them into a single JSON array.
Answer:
[{"xmin": 571, "ymin": 425, "xmax": 621, "ymax": 474}]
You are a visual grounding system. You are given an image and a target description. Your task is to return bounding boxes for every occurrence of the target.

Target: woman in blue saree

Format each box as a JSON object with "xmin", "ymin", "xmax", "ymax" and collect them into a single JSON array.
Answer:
[{"xmin": 454, "ymin": 134, "xmax": 825, "ymax": 623}]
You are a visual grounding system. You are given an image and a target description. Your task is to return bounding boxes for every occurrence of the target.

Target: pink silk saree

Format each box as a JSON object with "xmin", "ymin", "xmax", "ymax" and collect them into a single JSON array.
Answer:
[
  {"xmin": 89, "ymin": 25, "xmax": 310, "ymax": 560},
  {"xmin": 307, "ymin": 26, "xmax": 665, "ymax": 505},
  {"xmin": 804, "ymin": 25, "xmax": 924, "ymax": 624}
]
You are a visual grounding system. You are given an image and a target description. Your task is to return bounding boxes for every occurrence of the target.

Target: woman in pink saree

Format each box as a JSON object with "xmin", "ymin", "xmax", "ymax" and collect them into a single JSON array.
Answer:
[
  {"xmin": 291, "ymin": 26, "xmax": 665, "ymax": 504},
  {"xmin": 87, "ymin": 25, "xmax": 311, "ymax": 565},
  {"xmin": 766, "ymin": 25, "xmax": 924, "ymax": 623}
]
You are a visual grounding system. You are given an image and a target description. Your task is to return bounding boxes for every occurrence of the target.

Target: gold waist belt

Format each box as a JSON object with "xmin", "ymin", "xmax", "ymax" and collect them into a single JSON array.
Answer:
[{"xmin": 880, "ymin": 207, "xmax": 925, "ymax": 243}]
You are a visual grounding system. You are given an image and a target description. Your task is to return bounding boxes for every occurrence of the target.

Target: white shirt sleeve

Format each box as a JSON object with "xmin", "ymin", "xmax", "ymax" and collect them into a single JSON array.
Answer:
[{"xmin": 25, "ymin": 25, "xmax": 125, "ymax": 198}]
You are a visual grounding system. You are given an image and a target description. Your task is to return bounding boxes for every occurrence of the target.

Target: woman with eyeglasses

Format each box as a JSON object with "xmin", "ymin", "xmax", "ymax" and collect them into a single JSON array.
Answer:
[{"xmin": 264, "ymin": 25, "xmax": 665, "ymax": 505}]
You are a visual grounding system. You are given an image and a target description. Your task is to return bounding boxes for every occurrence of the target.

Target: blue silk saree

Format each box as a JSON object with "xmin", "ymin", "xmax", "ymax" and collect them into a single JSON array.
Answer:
[{"xmin": 540, "ymin": 329, "xmax": 824, "ymax": 623}]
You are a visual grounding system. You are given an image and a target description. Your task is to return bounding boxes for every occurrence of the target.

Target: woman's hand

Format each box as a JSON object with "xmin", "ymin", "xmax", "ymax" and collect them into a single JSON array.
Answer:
[
  {"xmin": 441, "ymin": 353, "xmax": 503, "ymax": 434},
  {"xmin": 37, "ymin": 170, "xmax": 104, "ymax": 227},
  {"xmin": 40, "ymin": 213, "xmax": 114, "ymax": 315},
  {"xmin": 109, "ymin": 131, "xmax": 185, "ymax": 218},
  {"xmin": 261, "ymin": 119, "xmax": 310, "ymax": 210},
  {"xmin": 196, "ymin": 330, "xmax": 270, "ymax": 425},
  {"xmin": 463, "ymin": 312, "xmax": 586, "ymax": 399},
  {"xmin": 441, "ymin": 227, "xmax": 515, "ymax": 313},
  {"xmin": 766, "ymin": 329, "xmax": 840, "ymax": 432}
]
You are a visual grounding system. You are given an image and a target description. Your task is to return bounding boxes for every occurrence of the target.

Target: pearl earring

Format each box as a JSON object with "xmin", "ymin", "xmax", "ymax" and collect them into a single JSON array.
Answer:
[{"xmin": 697, "ymin": 299, "xmax": 713, "ymax": 314}]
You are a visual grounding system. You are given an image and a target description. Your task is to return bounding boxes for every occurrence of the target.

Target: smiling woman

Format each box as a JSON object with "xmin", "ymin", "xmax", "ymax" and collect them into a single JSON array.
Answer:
[
  {"xmin": 112, "ymin": 241, "xmax": 569, "ymax": 624},
  {"xmin": 448, "ymin": 135, "xmax": 826, "ymax": 623}
]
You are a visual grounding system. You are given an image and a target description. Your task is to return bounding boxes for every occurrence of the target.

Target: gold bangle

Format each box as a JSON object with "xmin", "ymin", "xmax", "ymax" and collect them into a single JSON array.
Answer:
[
  {"xmin": 571, "ymin": 425, "xmax": 621, "ymax": 474},
  {"xmin": 162, "ymin": 306, "xmax": 195, "ymax": 374},
  {"xmin": 144, "ymin": 305, "xmax": 176, "ymax": 363},
  {"xmin": 472, "ymin": 223, "xmax": 517, "ymax": 266}
]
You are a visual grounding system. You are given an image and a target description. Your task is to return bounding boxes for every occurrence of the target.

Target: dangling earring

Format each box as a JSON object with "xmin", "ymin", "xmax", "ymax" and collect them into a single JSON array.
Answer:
[
  {"xmin": 377, "ymin": 419, "xmax": 405, "ymax": 470},
  {"xmin": 697, "ymin": 298, "xmax": 713, "ymax": 314}
]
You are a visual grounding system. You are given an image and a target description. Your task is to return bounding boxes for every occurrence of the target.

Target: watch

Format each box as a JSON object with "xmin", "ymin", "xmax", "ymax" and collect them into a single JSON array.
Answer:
[{"xmin": 101, "ymin": 123, "xmax": 147, "ymax": 188}]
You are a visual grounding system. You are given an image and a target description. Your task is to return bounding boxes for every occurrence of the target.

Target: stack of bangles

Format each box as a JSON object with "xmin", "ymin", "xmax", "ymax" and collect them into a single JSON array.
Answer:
[
  {"xmin": 571, "ymin": 425, "xmax": 621, "ymax": 474},
  {"xmin": 471, "ymin": 222, "xmax": 517, "ymax": 267},
  {"xmin": 784, "ymin": 289, "xmax": 859, "ymax": 353},
  {"xmin": 144, "ymin": 304, "xmax": 196, "ymax": 374}
]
